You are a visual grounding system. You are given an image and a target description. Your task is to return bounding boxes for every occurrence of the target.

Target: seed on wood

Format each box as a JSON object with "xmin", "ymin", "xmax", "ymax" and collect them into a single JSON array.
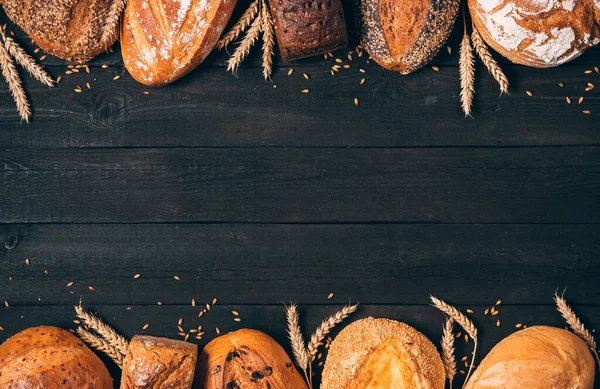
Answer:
[
  {"xmin": 582, "ymin": 110, "xmax": 591, "ymax": 115},
  {"xmin": 526, "ymin": 91, "xmax": 533, "ymax": 97},
  {"xmin": 466, "ymin": 309, "xmax": 474, "ymax": 313},
  {"xmin": 359, "ymin": 68, "xmax": 366, "ymax": 73},
  {"xmin": 40, "ymin": 55, "xmax": 46, "ymax": 61},
  {"xmin": 515, "ymin": 323, "xmax": 523, "ymax": 328},
  {"xmin": 215, "ymin": 327, "xmax": 221, "ymax": 334},
  {"xmin": 232, "ymin": 310, "xmax": 240, "ymax": 316},
  {"xmin": 65, "ymin": 70, "xmax": 73, "ymax": 75},
  {"xmin": 88, "ymin": 286, "xmax": 95, "ymax": 291},
  {"xmin": 134, "ymin": 274, "xmax": 141, "ymax": 279},
  {"xmin": 566, "ymin": 97, "xmax": 571, "ymax": 104},
  {"xmin": 157, "ymin": 301, "xmax": 163, "ymax": 305},
  {"xmin": 143, "ymin": 324, "xmax": 149, "ymax": 330},
  {"xmin": 86, "ymin": 83, "xmax": 91, "ymax": 90},
  {"xmin": 302, "ymin": 89, "xmax": 309, "ymax": 93},
  {"xmin": 102, "ymin": 64, "xmax": 109, "ymax": 69},
  {"xmin": 178, "ymin": 326, "xmax": 184, "ymax": 332},
  {"xmin": 335, "ymin": 58, "xmax": 343, "ymax": 63},
  {"xmin": 178, "ymin": 317, "xmax": 183, "ymax": 325},
  {"xmin": 206, "ymin": 303, "xmax": 211, "ymax": 311},
  {"xmin": 303, "ymin": 73, "xmax": 309, "ymax": 79},
  {"xmin": 56, "ymin": 76, "xmax": 62, "ymax": 83},
  {"xmin": 354, "ymin": 98, "xmax": 359, "ymax": 107},
  {"xmin": 288, "ymin": 69, "xmax": 294, "ymax": 76},
  {"xmin": 66, "ymin": 282, "xmax": 74, "ymax": 287},
  {"xmin": 360, "ymin": 78, "xmax": 365, "ymax": 85},
  {"xmin": 234, "ymin": 318, "xmax": 241, "ymax": 322},
  {"xmin": 492, "ymin": 310, "xmax": 499, "ymax": 316},
  {"xmin": 198, "ymin": 311, "xmax": 204, "ymax": 317},
  {"xmin": 584, "ymin": 70, "xmax": 592, "ymax": 74},
  {"xmin": 85, "ymin": 66, "xmax": 91, "ymax": 74},
  {"xmin": 174, "ymin": 275, "xmax": 181, "ymax": 280},
  {"xmin": 432, "ymin": 66, "xmax": 439, "ymax": 71},
  {"xmin": 496, "ymin": 319, "xmax": 501, "ymax": 327},
  {"xmin": 74, "ymin": 87, "xmax": 82, "ymax": 93},
  {"xmin": 212, "ymin": 298, "xmax": 218, "ymax": 305},
  {"xmin": 34, "ymin": 48, "xmax": 40, "ymax": 54},
  {"xmin": 25, "ymin": 258, "xmax": 30, "ymax": 265},
  {"xmin": 464, "ymin": 334, "xmax": 469, "ymax": 343},
  {"xmin": 447, "ymin": 46, "xmax": 452, "ymax": 55},
  {"xmin": 558, "ymin": 82, "xmax": 564, "ymax": 87},
  {"xmin": 484, "ymin": 308, "xmax": 489, "ymax": 315},
  {"xmin": 113, "ymin": 75, "xmax": 121, "ymax": 80},
  {"xmin": 343, "ymin": 65, "xmax": 350, "ymax": 69},
  {"xmin": 4, "ymin": 301, "xmax": 8, "ymax": 307},
  {"xmin": 72, "ymin": 68, "xmax": 79, "ymax": 73},
  {"xmin": 327, "ymin": 293, "xmax": 334, "ymax": 299},
  {"xmin": 143, "ymin": 91, "xmax": 150, "ymax": 95},
  {"xmin": 0, "ymin": 326, "xmax": 4, "ymax": 331},
  {"xmin": 192, "ymin": 298, "xmax": 196, "ymax": 307},
  {"xmin": 184, "ymin": 334, "xmax": 189, "ymax": 341},
  {"xmin": 579, "ymin": 97, "xmax": 584, "ymax": 104}
]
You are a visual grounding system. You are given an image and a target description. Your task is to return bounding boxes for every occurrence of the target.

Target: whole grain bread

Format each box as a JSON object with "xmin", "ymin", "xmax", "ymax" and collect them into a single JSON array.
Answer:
[
  {"xmin": 0, "ymin": 326, "xmax": 113, "ymax": 388},
  {"xmin": 0, "ymin": 0, "xmax": 117, "ymax": 63},
  {"xmin": 267, "ymin": 0, "xmax": 348, "ymax": 61},
  {"xmin": 360, "ymin": 0, "xmax": 460, "ymax": 74}
]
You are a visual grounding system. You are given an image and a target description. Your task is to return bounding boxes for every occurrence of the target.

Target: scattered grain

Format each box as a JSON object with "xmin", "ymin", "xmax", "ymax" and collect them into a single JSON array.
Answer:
[
  {"xmin": 566, "ymin": 97, "xmax": 571, "ymax": 104},
  {"xmin": 74, "ymin": 87, "xmax": 82, "ymax": 93},
  {"xmin": 88, "ymin": 286, "xmax": 95, "ymax": 291},
  {"xmin": 303, "ymin": 73, "xmax": 309, "ymax": 80},
  {"xmin": 143, "ymin": 91, "xmax": 150, "ymax": 95},
  {"xmin": 143, "ymin": 324, "xmax": 149, "ymax": 330},
  {"xmin": 67, "ymin": 282, "xmax": 74, "ymax": 287},
  {"xmin": 113, "ymin": 75, "xmax": 120, "ymax": 81},
  {"xmin": 360, "ymin": 78, "xmax": 365, "ymax": 85},
  {"xmin": 174, "ymin": 275, "xmax": 181, "ymax": 281},
  {"xmin": 327, "ymin": 293, "xmax": 334, "ymax": 299},
  {"xmin": 579, "ymin": 97, "xmax": 584, "ymax": 104},
  {"xmin": 432, "ymin": 66, "xmax": 440, "ymax": 72},
  {"xmin": 133, "ymin": 274, "xmax": 141, "ymax": 279},
  {"xmin": 178, "ymin": 317, "xmax": 183, "ymax": 326},
  {"xmin": 359, "ymin": 68, "xmax": 366, "ymax": 73},
  {"xmin": 302, "ymin": 89, "xmax": 309, "ymax": 93},
  {"xmin": 39, "ymin": 55, "xmax": 46, "ymax": 61},
  {"xmin": 526, "ymin": 91, "xmax": 532, "ymax": 97},
  {"xmin": 234, "ymin": 318, "xmax": 241, "ymax": 322},
  {"xmin": 515, "ymin": 323, "xmax": 523, "ymax": 328},
  {"xmin": 212, "ymin": 298, "xmax": 218, "ymax": 305},
  {"xmin": 232, "ymin": 310, "xmax": 240, "ymax": 316},
  {"xmin": 466, "ymin": 309, "xmax": 474, "ymax": 314},
  {"xmin": 558, "ymin": 82, "xmax": 564, "ymax": 87},
  {"xmin": 583, "ymin": 110, "xmax": 591, "ymax": 115},
  {"xmin": 335, "ymin": 58, "xmax": 343, "ymax": 63},
  {"xmin": 102, "ymin": 64, "xmax": 109, "ymax": 69},
  {"xmin": 56, "ymin": 76, "xmax": 62, "ymax": 83},
  {"xmin": 584, "ymin": 70, "xmax": 592, "ymax": 74},
  {"xmin": 496, "ymin": 319, "xmax": 501, "ymax": 327},
  {"xmin": 216, "ymin": 327, "xmax": 221, "ymax": 334},
  {"xmin": 288, "ymin": 69, "xmax": 294, "ymax": 76},
  {"xmin": 25, "ymin": 258, "xmax": 30, "ymax": 265},
  {"xmin": 192, "ymin": 298, "xmax": 196, "ymax": 307},
  {"xmin": 86, "ymin": 82, "xmax": 91, "ymax": 90}
]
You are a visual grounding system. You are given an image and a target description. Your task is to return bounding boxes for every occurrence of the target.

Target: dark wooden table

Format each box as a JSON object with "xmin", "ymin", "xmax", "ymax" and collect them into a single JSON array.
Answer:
[{"xmin": 1, "ymin": 4, "xmax": 599, "ymax": 388}]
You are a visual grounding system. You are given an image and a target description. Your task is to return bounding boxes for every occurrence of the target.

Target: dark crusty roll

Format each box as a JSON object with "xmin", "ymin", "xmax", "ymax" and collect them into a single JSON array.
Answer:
[
  {"xmin": 120, "ymin": 335, "xmax": 198, "ymax": 389},
  {"xmin": 0, "ymin": 0, "xmax": 118, "ymax": 63},
  {"xmin": 360, "ymin": 0, "xmax": 460, "ymax": 74},
  {"xmin": 267, "ymin": 0, "xmax": 348, "ymax": 61},
  {"xmin": 0, "ymin": 326, "xmax": 113, "ymax": 388}
]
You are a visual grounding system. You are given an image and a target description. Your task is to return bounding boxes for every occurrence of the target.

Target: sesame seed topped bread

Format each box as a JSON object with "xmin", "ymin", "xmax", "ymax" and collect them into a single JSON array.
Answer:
[
  {"xmin": 468, "ymin": 0, "xmax": 600, "ymax": 67},
  {"xmin": 0, "ymin": 0, "xmax": 118, "ymax": 63},
  {"xmin": 0, "ymin": 326, "xmax": 113, "ymax": 389},
  {"xmin": 464, "ymin": 326, "xmax": 595, "ymax": 389},
  {"xmin": 321, "ymin": 318, "xmax": 445, "ymax": 389},
  {"xmin": 360, "ymin": 0, "xmax": 460, "ymax": 74}
]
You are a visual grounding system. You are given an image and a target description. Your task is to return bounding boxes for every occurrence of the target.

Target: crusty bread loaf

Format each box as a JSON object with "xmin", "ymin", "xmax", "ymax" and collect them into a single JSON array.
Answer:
[
  {"xmin": 0, "ymin": 326, "xmax": 113, "ymax": 388},
  {"xmin": 360, "ymin": 0, "xmax": 459, "ymax": 74},
  {"xmin": 199, "ymin": 328, "xmax": 308, "ymax": 389},
  {"xmin": 266, "ymin": 0, "xmax": 348, "ymax": 61},
  {"xmin": 120, "ymin": 0, "xmax": 237, "ymax": 86},
  {"xmin": 464, "ymin": 326, "xmax": 595, "ymax": 389},
  {"xmin": 321, "ymin": 318, "xmax": 445, "ymax": 389},
  {"xmin": 120, "ymin": 335, "xmax": 198, "ymax": 389},
  {"xmin": 468, "ymin": 0, "xmax": 600, "ymax": 67},
  {"xmin": 0, "ymin": 0, "xmax": 118, "ymax": 63}
]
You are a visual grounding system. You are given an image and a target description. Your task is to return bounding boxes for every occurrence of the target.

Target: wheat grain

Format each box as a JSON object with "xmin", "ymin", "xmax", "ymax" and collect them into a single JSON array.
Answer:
[
  {"xmin": 0, "ymin": 43, "xmax": 30, "ymax": 122},
  {"xmin": 471, "ymin": 27, "xmax": 508, "ymax": 94},
  {"xmin": 459, "ymin": 31, "xmax": 475, "ymax": 118},
  {"xmin": 307, "ymin": 303, "xmax": 358, "ymax": 359},
  {"xmin": 217, "ymin": 0, "xmax": 260, "ymax": 50},
  {"xmin": 260, "ymin": 0, "xmax": 274, "ymax": 80},
  {"xmin": 441, "ymin": 318, "xmax": 456, "ymax": 389},
  {"xmin": 102, "ymin": 0, "xmax": 127, "ymax": 46},
  {"xmin": 227, "ymin": 13, "xmax": 262, "ymax": 75},
  {"xmin": 76, "ymin": 327, "xmax": 124, "ymax": 367},
  {"xmin": 74, "ymin": 305, "xmax": 129, "ymax": 356},
  {"xmin": 286, "ymin": 304, "xmax": 311, "ymax": 387},
  {"xmin": 1, "ymin": 33, "xmax": 53, "ymax": 87},
  {"xmin": 554, "ymin": 292, "xmax": 600, "ymax": 366}
]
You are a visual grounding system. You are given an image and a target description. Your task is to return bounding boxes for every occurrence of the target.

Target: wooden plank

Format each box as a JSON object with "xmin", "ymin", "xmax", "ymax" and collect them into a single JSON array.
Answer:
[
  {"xmin": 1, "ymin": 223, "xmax": 598, "ymax": 305},
  {"xmin": 1, "ymin": 147, "xmax": 600, "ymax": 223},
  {"xmin": 0, "ymin": 304, "xmax": 598, "ymax": 388}
]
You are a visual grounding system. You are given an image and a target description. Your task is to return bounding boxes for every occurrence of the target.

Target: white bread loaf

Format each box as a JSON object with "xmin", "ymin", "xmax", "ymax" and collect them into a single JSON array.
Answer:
[{"xmin": 468, "ymin": 0, "xmax": 600, "ymax": 67}]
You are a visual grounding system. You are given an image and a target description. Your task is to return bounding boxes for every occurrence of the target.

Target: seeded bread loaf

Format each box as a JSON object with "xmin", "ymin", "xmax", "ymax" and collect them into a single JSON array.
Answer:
[
  {"xmin": 360, "ymin": 0, "xmax": 460, "ymax": 74},
  {"xmin": 266, "ymin": 0, "xmax": 348, "ymax": 61},
  {"xmin": 0, "ymin": 326, "xmax": 113, "ymax": 388},
  {"xmin": 468, "ymin": 0, "xmax": 600, "ymax": 68},
  {"xmin": 0, "ymin": 0, "xmax": 117, "ymax": 63}
]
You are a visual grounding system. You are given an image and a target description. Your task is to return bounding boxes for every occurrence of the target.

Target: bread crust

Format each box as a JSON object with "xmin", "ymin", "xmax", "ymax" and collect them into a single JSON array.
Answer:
[
  {"xmin": 120, "ymin": 0, "xmax": 237, "ymax": 86},
  {"xmin": 120, "ymin": 335, "xmax": 198, "ymax": 389},
  {"xmin": 198, "ymin": 328, "xmax": 308, "ymax": 389},
  {"xmin": 464, "ymin": 326, "xmax": 595, "ymax": 389},
  {"xmin": 468, "ymin": 0, "xmax": 600, "ymax": 67},
  {"xmin": 0, "ymin": 326, "xmax": 113, "ymax": 389},
  {"xmin": 0, "ymin": 0, "xmax": 118, "ymax": 63},
  {"xmin": 321, "ymin": 317, "xmax": 445, "ymax": 389}
]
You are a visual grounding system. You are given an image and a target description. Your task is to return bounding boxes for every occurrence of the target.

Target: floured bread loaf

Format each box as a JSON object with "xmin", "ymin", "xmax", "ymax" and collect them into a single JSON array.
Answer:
[
  {"xmin": 469, "ymin": 0, "xmax": 600, "ymax": 67},
  {"xmin": 360, "ymin": 0, "xmax": 460, "ymax": 74}
]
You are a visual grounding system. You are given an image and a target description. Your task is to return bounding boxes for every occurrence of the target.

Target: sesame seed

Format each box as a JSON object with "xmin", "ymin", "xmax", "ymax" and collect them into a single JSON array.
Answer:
[
  {"xmin": 143, "ymin": 91, "xmax": 150, "ymax": 95},
  {"xmin": 102, "ymin": 64, "xmax": 109, "ymax": 69},
  {"xmin": 215, "ymin": 327, "xmax": 221, "ymax": 334},
  {"xmin": 583, "ymin": 110, "xmax": 591, "ymax": 115},
  {"xmin": 113, "ymin": 75, "xmax": 120, "ymax": 81},
  {"xmin": 133, "ymin": 274, "xmax": 141, "ymax": 279},
  {"xmin": 302, "ymin": 89, "xmax": 309, "ymax": 93}
]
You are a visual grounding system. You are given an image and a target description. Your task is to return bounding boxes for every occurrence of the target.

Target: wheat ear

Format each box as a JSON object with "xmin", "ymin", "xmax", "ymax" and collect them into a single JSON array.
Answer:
[
  {"xmin": 226, "ymin": 12, "xmax": 262, "ymax": 75},
  {"xmin": 101, "ymin": 0, "xmax": 127, "ymax": 46},
  {"xmin": 430, "ymin": 296, "xmax": 478, "ymax": 387},
  {"xmin": 471, "ymin": 26, "xmax": 508, "ymax": 95},
  {"xmin": 76, "ymin": 327, "xmax": 125, "ymax": 367},
  {"xmin": 260, "ymin": 0, "xmax": 274, "ymax": 81},
  {"xmin": 459, "ymin": 5, "xmax": 475, "ymax": 118},
  {"xmin": 75, "ymin": 305, "xmax": 129, "ymax": 356},
  {"xmin": 0, "ymin": 42, "xmax": 30, "ymax": 122},
  {"xmin": 285, "ymin": 304, "xmax": 311, "ymax": 388},
  {"xmin": 441, "ymin": 318, "xmax": 456, "ymax": 389},
  {"xmin": 216, "ymin": 0, "xmax": 260, "ymax": 50},
  {"xmin": 554, "ymin": 292, "xmax": 600, "ymax": 367},
  {"xmin": 307, "ymin": 303, "xmax": 358, "ymax": 358},
  {"xmin": 1, "ymin": 33, "xmax": 53, "ymax": 87}
]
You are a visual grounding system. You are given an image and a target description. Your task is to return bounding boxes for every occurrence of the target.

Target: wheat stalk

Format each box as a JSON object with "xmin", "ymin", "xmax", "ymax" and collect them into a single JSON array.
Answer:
[
  {"xmin": 226, "ymin": 13, "xmax": 262, "ymax": 75},
  {"xmin": 260, "ymin": 0, "xmax": 274, "ymax": 80},
  {"xmin": 307, "ymin": 303, "xmax": 358, "ymax": 358},
  {"xmin": 1, "ymin": 32, "xmax": 53, "ymax": 87},
  {"xmin": 471, "ymin": 26, "xmax": 508, "ymax": 95},
  {"xmin": 554, "ymin": 292, "xmax": 600, "ymax": 367},
  {"xmin": 216, "ymin": 0, "xmax": 260, "ymax": 50},
  {"xmin": 75, "ymin": 305, "xmax": 129, "ymax": 356},
  {"xmin": 441, "ymin": 318, "xmax": 456, "ymax": 389},
  {"xmin": 430, "ymin": 296, "xmax": 478, "ymax": 387},
  {"xmin": 101, "ymin": 0, "xmax": 127, "ymax": 46},
  {"xmin": 285, "ymin": 304, "xmax": 311, "ymax": 388},
  {"xmin": 459, "ymin": 33, "xmax": 475, "ymax": 117},
  {"xmin": 0, "ymin": 42, "xmax": 30, "ymax": 122},
  {"xmin": 76, "ymin": 327, "xmax": 125, "ymax": 367}
]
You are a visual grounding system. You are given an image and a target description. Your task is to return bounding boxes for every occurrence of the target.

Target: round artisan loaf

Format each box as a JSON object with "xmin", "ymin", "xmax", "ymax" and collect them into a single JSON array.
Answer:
[
  {"xmin": 468, "ymin": 0, "xmax": 600, "ymax": 67},
  {"xmin": 360, "ymin": 0, "xmax": 460, "ymax": 74},
  {"xmin": 321, "ymin": 317, "xmax": 445, "ymax": 389},
  {"xmin": 0, "ymin": 326, "xmax": 113, "ymax": 388},
  {"xmin": 199, "ymin": 328, "xmax": 308, "ymax": 389},
  {"xmin": 0, "ymin": 0, "xmax": 118, "ymax": 63},
  {"xmin": 464, "ymin": 326, "xmax": 595, "ymax": 389}
]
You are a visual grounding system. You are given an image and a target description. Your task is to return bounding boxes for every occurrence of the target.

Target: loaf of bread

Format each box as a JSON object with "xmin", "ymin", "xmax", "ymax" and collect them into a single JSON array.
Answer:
[
  {"xmin": 321, "ymin": 318, "xmax": 445, "ymax": 389},
  {"xmin": 199, "ymin": 328, "xmax": 308, "ymax": 389},
  {"xmin": 0, "ymin": 326, "xmax": 113, "ymax": 388},
  {"xmin": 0, "ymin": 0, "xmax": 118, "ymax": 63},
  {"xmin": 266, "ymin": 0, "xmax": 348, "ymax": 61},
  {"xmin": 120, "ymin": 335, "xmax": 198, "ymax": 389},
  {"xmin": 120, "ymin": 0, "xmax": 237, "ymax": 86},
  {"xmin": 360, "ymin": 0, "xmax": 459, "ymax": 74},
  {"xmin": 464, "ymin": 326, "xmax": 595, "ymax": 389},
  {"xmin": 469, "ymin": 0, "xmax": 600, "ymax": 67}
]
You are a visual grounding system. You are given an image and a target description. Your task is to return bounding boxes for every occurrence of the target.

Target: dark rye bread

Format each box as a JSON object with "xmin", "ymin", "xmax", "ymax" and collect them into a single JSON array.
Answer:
[
  {"xmin": 360, "ymin": 0, "xmax": 460, "ymax": 74},
  {"xmin": 0, "ymin": 0, "xmax": 117, "ymax": 63},
  {"xmin": 267, "ymin": 0, "xmax": 348, "ymax": 61}
]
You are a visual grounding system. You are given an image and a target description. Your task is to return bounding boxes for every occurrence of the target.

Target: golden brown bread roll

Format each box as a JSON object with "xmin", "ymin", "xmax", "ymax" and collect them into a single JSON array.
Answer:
[
  {"xmin": 0, "ymin": 326, "xmax": 113, "ymax": 388},
  {"xmin": 321, "ymin": 317, "xmax": 445, "ymax": 389},
  {"xmin": 464, "ymin": 325, "xmax": 595, "ymax": 389},
  {"xmin": 468, "ymin": 0, "xmax": 600, "ymax": 67},
  {"xmin": 0, "ymin": 0, "xmax": 118, "ymax": 63},
  {"xmin": 198, "ymin": 328, "xmax": 308, "ymax": 389},
  {"xmin": 120, "ymin": 335, "xmax": 198, "ymax": 389},
  {"xmin": 120, "ymin": 0, "xmax": 237, "ymax": 86}
]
